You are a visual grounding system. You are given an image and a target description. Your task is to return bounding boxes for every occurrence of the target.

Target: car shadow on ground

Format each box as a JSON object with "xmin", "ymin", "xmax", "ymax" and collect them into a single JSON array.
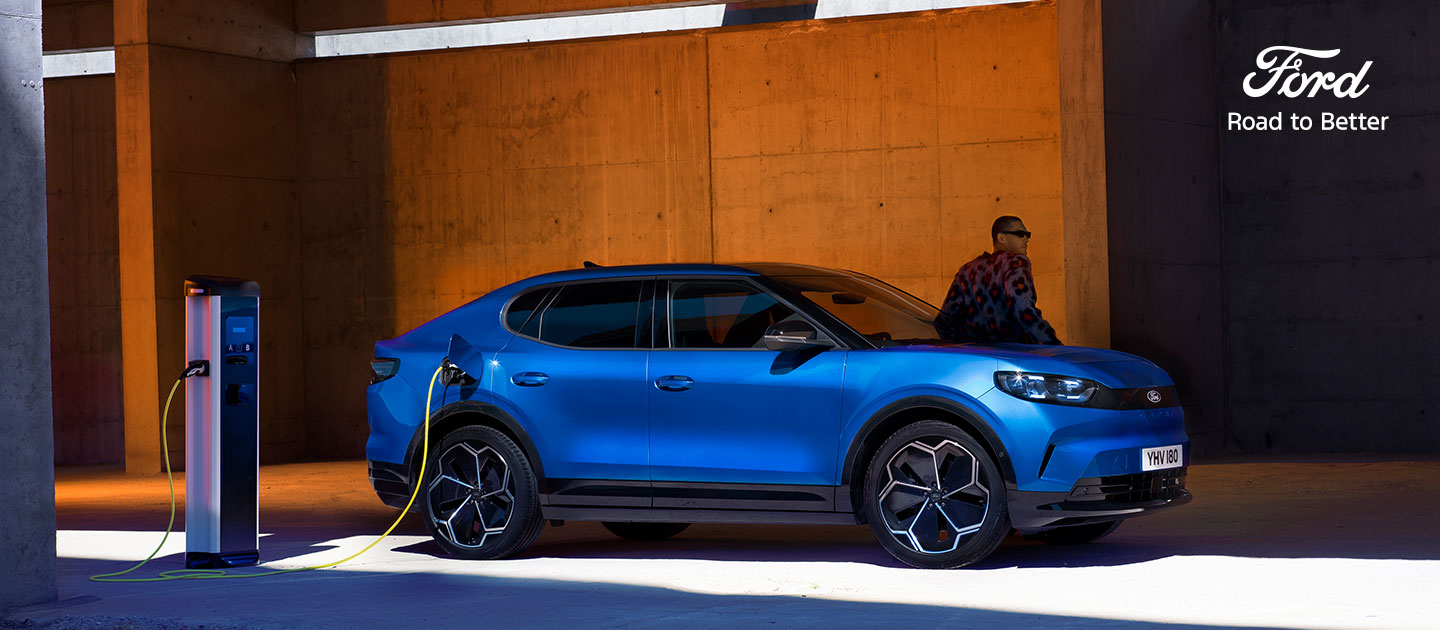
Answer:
[
  {"xmin": 380, "ymin": 520, "xmax": 1440, "ymax": 568},
  {"xmin": 31, "ymin": 560, "xmax": 1296, "ymax": 630},
  {"xmin": 61, "ymin": 500, "xmax": 1440, "ymax": 570},
  {"xmin": 56, "ymin": 460, "xmax": 1440, "ymax": 571}
]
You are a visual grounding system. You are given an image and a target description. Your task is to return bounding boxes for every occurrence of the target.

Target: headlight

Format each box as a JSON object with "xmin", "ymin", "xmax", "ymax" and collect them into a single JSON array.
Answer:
[{"xmin": 995, "ymin": 371, "xmax": 1100, "ymax": 405}]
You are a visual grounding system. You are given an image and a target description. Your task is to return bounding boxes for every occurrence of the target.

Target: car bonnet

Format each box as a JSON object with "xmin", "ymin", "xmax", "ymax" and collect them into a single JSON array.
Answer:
[{"xmin": 884, "ymin": 343, "xmax": 1174, "ymax": 389}]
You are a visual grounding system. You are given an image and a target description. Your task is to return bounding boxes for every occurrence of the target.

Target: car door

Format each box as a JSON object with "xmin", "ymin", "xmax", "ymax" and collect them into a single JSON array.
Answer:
[
  {"xmin": 491, "ymin": 279, "xmax": 652, "ymax": 506},
  {"xmin": 646, "ymin": 277, "xmax": 846, "ymax": 508}
]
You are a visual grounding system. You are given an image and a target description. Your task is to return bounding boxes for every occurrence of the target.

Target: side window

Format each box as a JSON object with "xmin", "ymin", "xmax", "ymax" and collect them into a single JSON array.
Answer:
[
  {"xmin": 669, "ymin": 280, "xmax": 797, "ymax": 349},
  {"xmin": 538, "ymin": 281, "xmax": 643, "ymax": 349},
  {"xmin": 504, "ymin": 288, "xmax": 549, "ymax": 334}
]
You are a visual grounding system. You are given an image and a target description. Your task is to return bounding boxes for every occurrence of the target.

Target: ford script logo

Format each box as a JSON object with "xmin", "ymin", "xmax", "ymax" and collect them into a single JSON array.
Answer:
[
  {"xmin": 1147, "ymin": 390, "xmax": 1162, "ymax": 404},
  {"xmin": 1243, "ymin": 46, "xmax": 1372, "ymax": 98}
]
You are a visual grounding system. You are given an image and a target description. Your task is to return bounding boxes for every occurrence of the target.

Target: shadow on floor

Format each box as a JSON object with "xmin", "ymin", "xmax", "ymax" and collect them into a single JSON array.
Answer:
[{"xmin": 25, "ymin": 557, "xmax": 1290, "ymax": 630}]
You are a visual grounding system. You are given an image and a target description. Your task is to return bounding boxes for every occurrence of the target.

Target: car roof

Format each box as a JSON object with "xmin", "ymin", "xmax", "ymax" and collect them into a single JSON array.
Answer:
[{"xmin": 506, "ymin": 262, "xmax": 860, "ymax": 290}]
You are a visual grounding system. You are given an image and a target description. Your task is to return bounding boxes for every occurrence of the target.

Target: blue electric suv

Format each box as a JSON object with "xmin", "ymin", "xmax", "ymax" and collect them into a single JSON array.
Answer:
[{"xmin": 365, "ymin": 263, "xmax": 1190, "ymax": 568}]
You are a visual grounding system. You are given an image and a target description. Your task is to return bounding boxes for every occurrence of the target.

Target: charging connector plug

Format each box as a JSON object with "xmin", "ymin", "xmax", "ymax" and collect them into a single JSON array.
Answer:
[
  {"xmin": 181, "ymin": 360, "xmax": 209, "ymax": 380},
  {"xmin": 439, "ymin": 358, "xmax": 474, "ymax": 387}
]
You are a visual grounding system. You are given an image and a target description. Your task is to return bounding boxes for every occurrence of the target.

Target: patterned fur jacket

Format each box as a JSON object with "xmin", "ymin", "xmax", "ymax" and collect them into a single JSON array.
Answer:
[{"xmin": 935, "ymin": 251, "xmax": 1061, "ymax": 345}]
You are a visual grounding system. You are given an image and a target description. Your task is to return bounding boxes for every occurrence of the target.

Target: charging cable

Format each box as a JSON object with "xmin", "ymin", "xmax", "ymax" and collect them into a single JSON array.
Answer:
[{"xmin": 90, "ymin": 361, "xmax": 446, "ymax": 582}]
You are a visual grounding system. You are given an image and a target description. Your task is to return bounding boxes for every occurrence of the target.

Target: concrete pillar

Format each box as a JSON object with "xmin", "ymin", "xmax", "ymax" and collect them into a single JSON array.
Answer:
[
  {"xmin": 114, "ymin": 28, "xmax": 164, "ymax": 473},
  {"xmin": 0, "ymin": 0, "xmax": 59, "ymax": 610},
  {"xmin": 115, "ymin": 0, "xmax": 310, "ymax": 472},
  {"xmin": 1058, "ymin": 0, "xmax": 1110, "ymax": 349}
]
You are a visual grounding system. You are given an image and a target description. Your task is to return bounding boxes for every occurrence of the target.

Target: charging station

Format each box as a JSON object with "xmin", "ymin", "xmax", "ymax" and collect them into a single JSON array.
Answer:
[{"xmin": 184, "ymin": 276, "xmax": 261, "ymax": 569}]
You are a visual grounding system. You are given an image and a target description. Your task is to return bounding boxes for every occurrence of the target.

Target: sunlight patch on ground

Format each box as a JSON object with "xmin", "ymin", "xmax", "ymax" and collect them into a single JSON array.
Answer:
[{"xmin": 58, "ymin": 530, "xmax": 1439, "ymax": 629}]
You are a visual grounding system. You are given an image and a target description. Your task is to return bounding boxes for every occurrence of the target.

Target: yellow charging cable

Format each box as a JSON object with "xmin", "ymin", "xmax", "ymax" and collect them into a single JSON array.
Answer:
[{"xmin": 91, "ymin": 364, "xmax": 445, "ymax": 582}]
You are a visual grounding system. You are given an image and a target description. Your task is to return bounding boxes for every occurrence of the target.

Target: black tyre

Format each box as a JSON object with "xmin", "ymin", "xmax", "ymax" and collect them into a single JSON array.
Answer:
[
  {"xmin": 863, "ymin": 420, "xmax": 1009, "ymax": 569},
  {"xmin": 1029, "ymin": 520, "xmax": 1122, "ymax": 545},
  {"xmin": 420, "ymin": 425, "xmax": 545, "ymax": 559},
  {"xmin": 601, "ymin": 522, "xmax": 691, "ymax": 541}
]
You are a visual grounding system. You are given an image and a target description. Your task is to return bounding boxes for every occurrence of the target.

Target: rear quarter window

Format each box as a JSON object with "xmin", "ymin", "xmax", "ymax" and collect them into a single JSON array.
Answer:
[
  {"xmin": 504, "ymin": 288, "xmax": 549, "ymax": 333},
  {"xmin": 536, "ymin": 281, "xmax": 643, "ymax": 349}
]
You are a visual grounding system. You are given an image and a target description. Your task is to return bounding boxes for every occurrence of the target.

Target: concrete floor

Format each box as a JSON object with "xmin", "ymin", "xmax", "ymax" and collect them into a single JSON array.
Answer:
[{"xmin": 9, "ymin": 458, "xmax": 1440, "ymax": 629}]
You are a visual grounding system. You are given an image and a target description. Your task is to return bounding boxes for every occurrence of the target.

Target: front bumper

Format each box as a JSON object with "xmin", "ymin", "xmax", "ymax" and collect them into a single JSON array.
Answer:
[{"xmin": 1008, "ymin": 467, "xmax": 1192, "ymax": 531}]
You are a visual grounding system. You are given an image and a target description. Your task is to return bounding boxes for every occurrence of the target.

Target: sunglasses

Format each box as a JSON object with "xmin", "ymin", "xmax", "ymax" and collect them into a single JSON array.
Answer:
[{"xmin": 1000, "ymin": 230, "xmax": 1032, "ymax": 238}]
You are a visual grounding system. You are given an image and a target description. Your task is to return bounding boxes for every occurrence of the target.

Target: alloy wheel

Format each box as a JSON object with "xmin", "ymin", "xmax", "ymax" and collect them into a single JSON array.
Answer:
[
  {"xmin": 878, "ymin": 438, "xmax": 991, "ymax": 554},
  {"xmin": 426, "ymin": 442, "xmax": 515, "ymax": 548}
]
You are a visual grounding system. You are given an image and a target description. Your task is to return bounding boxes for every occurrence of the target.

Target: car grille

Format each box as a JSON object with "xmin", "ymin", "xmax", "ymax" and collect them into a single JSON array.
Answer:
[{"xmin": 1066, "ymin": 468, "xmax": 1186, "ymax": 504}]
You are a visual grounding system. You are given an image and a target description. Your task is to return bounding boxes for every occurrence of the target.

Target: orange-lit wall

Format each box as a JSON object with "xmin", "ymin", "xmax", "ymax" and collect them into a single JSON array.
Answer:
[
  {"xmin": 45, "ymin": 75, "xmax": 123, "ymax": 465},
  {"xmin": 297, "ymin": 1, "xmax": 1094, "ymax": 457},
  {"xmin": 44, "ymin": 0, "xmax": 1102, "ymax": 467},
  {"xmin": 708, "ymin": 8, "xmax": 1065, "ymax": 312}
]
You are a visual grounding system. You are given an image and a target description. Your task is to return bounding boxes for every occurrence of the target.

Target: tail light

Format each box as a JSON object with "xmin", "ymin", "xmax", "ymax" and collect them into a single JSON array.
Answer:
[{"xmin": 370, "ymin": 357, "xmax": 400, "ymax": 384}]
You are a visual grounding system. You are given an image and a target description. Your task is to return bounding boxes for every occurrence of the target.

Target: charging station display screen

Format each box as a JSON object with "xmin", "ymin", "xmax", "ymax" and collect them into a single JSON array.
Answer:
[{"xmin": 224, "ymin": 316, "xmax": 255, "ymax": 354}]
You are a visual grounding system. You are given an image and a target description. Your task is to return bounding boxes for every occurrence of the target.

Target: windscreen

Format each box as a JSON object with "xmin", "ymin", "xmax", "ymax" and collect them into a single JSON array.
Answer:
[{"xmin": 773, "ymin": 274, "xmax": 945, "ymax": 347}]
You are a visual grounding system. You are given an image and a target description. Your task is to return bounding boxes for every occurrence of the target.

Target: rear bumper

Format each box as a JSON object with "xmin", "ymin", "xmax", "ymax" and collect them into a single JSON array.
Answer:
[
  {"xmin": 368, "ymin": 460, "xmax": 411, "ymax": 509},
  {"xmin": 1008, "ymin": 467, "xmax": 1192, "ymax": 532}
]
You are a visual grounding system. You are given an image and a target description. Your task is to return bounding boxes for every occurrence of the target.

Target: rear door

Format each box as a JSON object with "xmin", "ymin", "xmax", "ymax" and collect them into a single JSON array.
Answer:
[
  {"xmin": 646, "ymin": 277, "xmax": 846, "ymax": 506},
  {"xmin": 491, "ymin": 279, "xmax": 652, "ymax": 506}
]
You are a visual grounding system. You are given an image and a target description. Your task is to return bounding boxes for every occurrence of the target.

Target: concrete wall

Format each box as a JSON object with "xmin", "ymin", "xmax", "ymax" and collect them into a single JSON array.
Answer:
[
  {"xmin": 45, "ymin": 75, "xmax": 123, "ymax": 465},
  {"xmin": 41, "ymin": 0, "xmax": 111, "ymax": 50},
  {"xmin": 115, "ymin": 0, "xmax": 309, "ymax": 471},
  {"xmin": 1105, "ymin": 0, "xmax": 1440, "ymax": 454},
  {"xmin": 38, "ymin": 0, "xmax": 1440, "ymax": 462},
  {"xmin": 1102, "ymin": 0, "xmax": 1226, "ymax": 455},
  {"xmin": 1, "ymin": 0, "xmax": 59, "ymax": 610},
  {"xmin": 707, "ymin": 7, "xmax": 1070, "ymax": 316},
  {"xmin": 41, "ymin": 0, "xmax": 1102, "ymax": 465},
  {"xmin": 1216, "ymin": 0, "xmax": 1440, "ymax": 452},
  {"xmin": 298, "ymin": 32, "xmax": 716, "ymax": 458},
  {"xmin": 296, "ymin": 2, "xmax": 1094, "ymax": 457},
  {"xmin": 295, "ymin": 57, "xmax": 395, "ymax": 460}
]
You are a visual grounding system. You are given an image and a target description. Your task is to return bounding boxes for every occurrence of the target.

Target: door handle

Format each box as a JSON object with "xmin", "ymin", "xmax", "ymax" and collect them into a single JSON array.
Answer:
[
  {"xmin": 654, "ymin": 375, "xmax": 694, "ymax": 392},
  {"xmin": 511, "ymin": 372, "xmax": 550, "ymax": 387}
]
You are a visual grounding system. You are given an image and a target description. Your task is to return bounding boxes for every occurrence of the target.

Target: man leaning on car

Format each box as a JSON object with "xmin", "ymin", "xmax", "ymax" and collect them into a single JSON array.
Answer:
[{"xmin": 935, "ymin": 215, "xmax": 1061, "ymax": 345}]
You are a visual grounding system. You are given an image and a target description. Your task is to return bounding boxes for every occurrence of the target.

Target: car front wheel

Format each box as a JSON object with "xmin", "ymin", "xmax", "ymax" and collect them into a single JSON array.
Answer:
[
  {"xmin": 421, "ymin": 425, "xmax": 545, "ymax": 559},
  {"xmin": 863, "ymin": 420, "xmax": 1009, "ymax": 569}
]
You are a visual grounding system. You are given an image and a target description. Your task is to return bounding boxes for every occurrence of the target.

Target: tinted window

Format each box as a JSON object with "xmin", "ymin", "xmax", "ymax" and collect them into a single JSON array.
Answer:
[
  {"xmin": 669, "ymin": 280, "xmax": 796, "ymax": 349},
  {"xmin": 539, "ymin": 281, "xmax": 642, "ymax": 348},
  {"xmin": 504, "ymin": 288, "xmax": 549, "ymax": 333},
  {"xmin": 773, "ymin": 274, "xmax": 942, "ymax": 347}
]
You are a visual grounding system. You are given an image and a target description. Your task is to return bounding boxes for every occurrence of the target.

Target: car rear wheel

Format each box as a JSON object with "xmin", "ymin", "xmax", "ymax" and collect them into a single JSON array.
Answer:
[
  {"xmin": 863, "ymin": 420, "xmax": 1009, "ymax": 569},
  {"xmin": 601, "ymin": 522, "xmax": 690, "ymax": 541},
  {"xmin": 421, "ymin": 425, "xmax": 545, "ymax": 559},
  {"xmin": 1029, "ymin": 520, "xmax": 1122, "ymax": 545}
]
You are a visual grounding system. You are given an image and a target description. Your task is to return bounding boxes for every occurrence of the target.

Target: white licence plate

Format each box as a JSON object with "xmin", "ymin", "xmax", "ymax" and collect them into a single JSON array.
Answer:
[{"xmin": 1141, "ymin": 444, "xmax": 1183, "ymax": 471}]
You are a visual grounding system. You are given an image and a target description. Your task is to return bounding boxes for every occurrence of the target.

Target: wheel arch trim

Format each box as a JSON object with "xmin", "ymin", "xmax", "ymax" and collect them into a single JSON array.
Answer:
[
  {"xmin": 404, "ymin": 400, "xmax": 549, "ymax": 494},
  {"xmin": 838, "ymin": 395, "xmax": 1017, "ymax": 516}
]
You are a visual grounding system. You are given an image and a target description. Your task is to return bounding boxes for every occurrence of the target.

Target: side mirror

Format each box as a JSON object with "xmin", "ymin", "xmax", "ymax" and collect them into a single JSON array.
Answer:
[{"xmin": 762, "ymin": 320, "xmax": 835, "ymax": 352}]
